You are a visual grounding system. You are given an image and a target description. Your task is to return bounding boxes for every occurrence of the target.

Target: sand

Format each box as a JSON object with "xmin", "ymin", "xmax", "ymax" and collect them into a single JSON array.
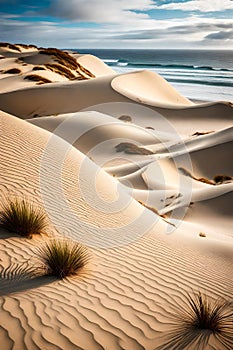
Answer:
[{"xmin": 0, "ymin": 43, "xmax": 232, "ymax": 350}]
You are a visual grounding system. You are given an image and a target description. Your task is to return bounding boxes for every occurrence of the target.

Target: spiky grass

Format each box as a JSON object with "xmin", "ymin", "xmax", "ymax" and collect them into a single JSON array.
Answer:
[
  {"xmin": 157, "ymin": 292, "xmax": 233, "ymax": 350},
  {"xmin": 36, "ymin": 239, "xmax": 89, "ymax": 279},
  {"xmin": 0, "ymin": 198, "xmax": 47, "ymax": 238}
]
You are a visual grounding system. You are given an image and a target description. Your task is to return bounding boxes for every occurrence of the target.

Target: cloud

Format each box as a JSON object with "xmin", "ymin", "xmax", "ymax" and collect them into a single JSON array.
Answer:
[
  {"xmin": 112, "ymin": 21, "xmax": 233, "ymax": 41},
  {"xmin": 205, "ymin": 29, "xmax": 233, "ymax": 40},
  {"xmin": 47, "ymin": 0, "xmax": 154, "ymax": 23},
  {"xmin": 157, "ymin": 0, "xmax": 233, "ymax": 12}
]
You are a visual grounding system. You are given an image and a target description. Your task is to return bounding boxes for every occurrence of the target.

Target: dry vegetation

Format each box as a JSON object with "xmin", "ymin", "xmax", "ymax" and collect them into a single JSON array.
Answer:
[
  {"xmin": 45, "ymin": 63, "xmax": 76, "ymax": 80},
  {"xmin": 24, "ymin": 74, "xmax": 51, "ymax": 84},
  {"xmin": 36, "ymin": 239, "xmax": 90, "ymax": 279},
  {"xmin": 15, "ymin": 43, "xmax": 37, "ymax": 49},
  {"xmin": 115, "ymin": 142, "xmax": 153, "ymax": 155},
  {"xmin": 32, "ymin": 66, "xmax": 46, "ymax": 71},
  {"xmin": 192, "ymin": 131, "xmax": 214, "ymax": 136},
  {"xmin": 0, "ymin": 198, "xmax": 48, "ymax": 238},
  {"xmin": 3, "ymin": 68, "xmax": 21, "ymax": 74},
  {"xmin": 158, "ymin": 292, "xmax": 233, "ymax": 350},
  {"xmin": 39, "ymin": 47, "xmax": 95, "ymax": 80},
  {"xmin": 213, "ymin": 174, "xmax": 232, "ymax": 183},
  {"xmin": 0, "ymin": 42, "xmax": 21, "ymax": 52},
  {"xmin": 179, "ymin": 168, "xmax": 232, "ymax": 185},
  {"xmin": 118, "ymin": 115, "xmax": 132, "ymax": 122}
]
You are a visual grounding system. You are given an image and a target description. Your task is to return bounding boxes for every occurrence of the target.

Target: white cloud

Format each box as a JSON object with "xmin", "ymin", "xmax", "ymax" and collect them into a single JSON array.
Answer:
[
  {"xmin": 47, "ymin": 0, "xmax": 154, "ymax": 23},
  {"xmin": 157, "ymin": 0, "xmax": 233, "ymax": 12}
]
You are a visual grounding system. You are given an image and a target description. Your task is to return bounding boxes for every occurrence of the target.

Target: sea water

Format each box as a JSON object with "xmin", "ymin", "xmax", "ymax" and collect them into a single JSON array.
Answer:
[{"xmin": 76, "ymin": 49, "xmax": 233, "ymax": 102}]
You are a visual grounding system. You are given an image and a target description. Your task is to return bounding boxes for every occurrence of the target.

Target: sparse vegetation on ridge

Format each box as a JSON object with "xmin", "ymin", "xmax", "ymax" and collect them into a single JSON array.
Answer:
[
  {"xmin": 3, "ymin": 68, "xmax": 21, "ymax": 74},
  {"xmin": 39, "ymin": 47, "xmax": 95, "ymax": 79},
  {"xmin": 45, "ymin": 63, "xmax": 76, "ymax": 80},
  {"xmin": 24, "ymin": 74, "xmax": 51, "ymax": 84},
  {"xmin": 0, "ymin": 198, "xmax": 48, "ymax": 238},
  {"xmin": 0, "ymin": 42, "xmax": 21, "ymax": 52}
]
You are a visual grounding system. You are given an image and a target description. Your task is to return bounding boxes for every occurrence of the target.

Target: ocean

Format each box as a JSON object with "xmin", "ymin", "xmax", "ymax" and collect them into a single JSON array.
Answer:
[{"xmin": 76, "ymin": 49, "xmax": 233, "ymax": 102}]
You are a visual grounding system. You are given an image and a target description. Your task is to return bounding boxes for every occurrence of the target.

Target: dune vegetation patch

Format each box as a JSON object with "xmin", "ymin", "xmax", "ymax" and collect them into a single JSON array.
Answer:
[
  {"xmin": 115, "ymin": 142, "xmax": 153, "ymax": 155},
  {"xmin": 24, "ymin": 74, "xmax": 52, "ymax": 84},
  {"xmin": 45, "ymin": 63, "xmax": 76, "ymax": 80},
  {"xmin": 0, "ymin": 198, "xmax": 48, "ymax": 238},
  {"xmin": 213, "ymin": 174, "xmax": 232, "ymax": 184},
  {"xmin": 36, "ymin": 239, "xmax": 90, "ymax": 279},
  {"xmin": 3, "ymin": 68, "xmax": 21, "ymax": 74},
  {"xmin": 179, "ymin": 168, "xmax": 232, "ymax": 186},
  {"xmin": 15, "ymin": 43, "xmax": 37, "ymax": 49},
  {"xmin": 0, "ymin": 42, "xmax": 21, "ymax": 52},
  {"xmin": 158, "ymin": 292, "xmax": 233, "ymax": 350},
  {"xmin": 32, "ymin": 66, "xmax": 46, "ymax": 71},
  {"xmin": 192, "ymin": 131, "xmax": 214, "ymax": 136},
  {"xmin": 118, "ymin": 115, "xmax": 132, "ymax": 122},
  {"xmin": 39, "ymin": 47, "xmax": 95, "ymax": 79}
]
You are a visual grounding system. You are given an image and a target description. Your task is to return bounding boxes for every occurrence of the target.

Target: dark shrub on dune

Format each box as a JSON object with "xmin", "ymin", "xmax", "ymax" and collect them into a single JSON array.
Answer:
[
  {"xmin": 0, "ymin": 198, "xmax": 47, "ymax": 238},
  {"xmin": 3, "ymin": 68, "xmax": 21, "ymax": 74},
  {"xmin": 214, "ymin": 174, "xmax": 232, "ymax": 183},
  {"xmin": 158, "ymin": 292, "xmax": 233, "ymax": 350},
  {"xmin": 36, "ymin": 239, "xmax": 89, "ymax": 279},
  {"xmin": 118, "ymin": 115, "xmax": 132, "ymax": 122},
  {"xmin": 32, "ymin": 66, "xmax": 46, "ymax": 71},
  {"xmin": 45, "ymin": 63, "xmax": 76, "ymax": 79},
  {"xmin": 24, "ymin": 74, "xmax": 51, "ymax": 84},
  {"xmin": 39, "ymin": 47, "xmax": 95, "ymax": 78},
  {"xmin": 0, "ymin": 42, "xmax": 21, "ymax": 52}
]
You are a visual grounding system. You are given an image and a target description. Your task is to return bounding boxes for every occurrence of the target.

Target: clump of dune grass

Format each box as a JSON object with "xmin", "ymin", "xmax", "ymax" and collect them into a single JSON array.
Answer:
[
  {"xmin": 36, "ymin": 239, "xmax": 89, "ymax": 279},
  {"xmin": 214, "ymin": 174, "xmax": 232, "ymax": 184},
  {"xmin": 4, "ymin": 68, "xmax": 21, "ymax": 74},
  {"xmin": 0, "ymin": 42, "xmax": 21, "ymax": 52},
  {"xmin": 15, "ymin": 43, "xmax": 37, "ymax": 49},
  {"xmin": 192, "ymin": 131, "xmax": 214, "ymax": 136},
  {"xmin": 179, "ymin": 167, "xmax": 215, "ymax": 185},
  {"xmin": 39, "ymin": 47, "xmax": 95, "ymax": 79},
  {"xmin": 45, "ymin": 63, "xmax": 76, "ymax": 80},
  {"xmin": 118, "ymin": 115, "xmax": 132, "ymax": 122},
  {"xmin": 24, "ymin": 74, "xmax": 51, "ymax": 84},
  {"xmin": 0, "ymin": 198, "xmax": 47, "ymax": 238},
  {"xmin": 158, "ymin": 292, "xmax": 233, "ymax": 350},
  {"xmin": 32, "ymin": 66, "xmax": 46, "ymax": 71},
  {"xmin": 199, "ymin": 232, "xmax": 206, "ymax": 238}
]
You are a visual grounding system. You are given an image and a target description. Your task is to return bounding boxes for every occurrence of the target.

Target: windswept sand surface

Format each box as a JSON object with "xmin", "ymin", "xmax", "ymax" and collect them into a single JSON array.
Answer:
[{"xmin": 0, "ymin": 44, "xmax": 232, "ymax": 350}]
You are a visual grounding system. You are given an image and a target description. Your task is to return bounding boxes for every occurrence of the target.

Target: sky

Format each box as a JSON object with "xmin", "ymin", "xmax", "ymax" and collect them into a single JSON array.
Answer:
[{"xmin": 0, "ymin": 0, "xmax": 233, "ymax": 49}]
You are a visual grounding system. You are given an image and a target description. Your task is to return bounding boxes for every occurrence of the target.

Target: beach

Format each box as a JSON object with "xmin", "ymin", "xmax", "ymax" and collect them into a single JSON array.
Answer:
[{"xmin": 0, "ymin": 42, "xmax": 232, "ymax": 350}]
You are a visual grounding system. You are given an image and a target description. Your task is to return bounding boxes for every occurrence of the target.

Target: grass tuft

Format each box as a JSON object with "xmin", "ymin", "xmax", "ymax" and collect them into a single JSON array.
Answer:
[
  {"xmin": 3, "ymin": 68, "xmax": 21, "ymax": 74},
  {"xmin": 158, "ymin": 291, "xmax": 233, "ymax": 350},
  {"xmin": 24, "ymin": 74, "xmax": 51, "ymax": 84},
  {"xmin": 32, "ymin": 66, "xmax": 46, "ymax": 71},
  {"xmin": 45, "ymin": 63, "xmax": 76, "ymax": 79},
  {"xmin": 36, "ymin": 239, "xmax": 89, "ymax": 279},
  {"xmin": 0, "ymin": 42, "xmax": 21, "ymax": 52},
  {"xmin": 214, "ymin": 174, "xmax": 232, "ymax": 184},
  {"xmin": 0, "ymin": 198, "xmax": 47, "ymax": 238}
]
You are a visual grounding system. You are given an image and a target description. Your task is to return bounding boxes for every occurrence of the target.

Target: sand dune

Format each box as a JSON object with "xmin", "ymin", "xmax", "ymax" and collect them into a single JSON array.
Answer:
[{"xmin": 0, "ymin": 45, "xmax": 232, "ymax": 350}]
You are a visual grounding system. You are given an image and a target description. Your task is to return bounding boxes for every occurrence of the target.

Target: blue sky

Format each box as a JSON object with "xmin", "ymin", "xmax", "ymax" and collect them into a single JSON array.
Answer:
[{"xmin": 0, "ymin": 0, "xmax": 232, "ymax": 49}]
